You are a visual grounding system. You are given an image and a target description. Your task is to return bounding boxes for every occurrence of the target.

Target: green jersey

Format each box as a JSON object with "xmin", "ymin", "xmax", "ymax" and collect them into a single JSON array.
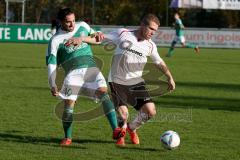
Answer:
[
  {"xmin": 46, "ymin": 22, "xmax": 96, "ymax": 73},
  {"xmin": 175, "ymin": 19, "xmax": 184, "ymax": 36}
]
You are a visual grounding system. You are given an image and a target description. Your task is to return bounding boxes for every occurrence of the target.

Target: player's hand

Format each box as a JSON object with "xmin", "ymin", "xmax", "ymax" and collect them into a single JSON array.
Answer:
[
  {"xmin": 65, "ymin": 37, "xmax": 83, "ymax": 47},
  {"xmin": 167, "ymin": 78, "xmax": 175, "ymax": 91},
  {"xmin": 91, "ymin": 32, "xmax": 105, "ymax": 42},
  {"xmin": 51, "ymin": 86, "xmax": 59, "ymax": 96}
]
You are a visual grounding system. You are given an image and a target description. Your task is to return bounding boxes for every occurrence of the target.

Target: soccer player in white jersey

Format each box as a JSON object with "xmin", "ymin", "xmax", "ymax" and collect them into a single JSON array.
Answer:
[
  {"xmin": 46, "ymin": 8, "xmax": 125, "ymax": 146},
  {"xmin": 106, "ymin": 14, "xmax": 176, "ymax": 145},
  {"xmin": 166, "ymin": 12, "xmax": 199, "ymax": 57}
]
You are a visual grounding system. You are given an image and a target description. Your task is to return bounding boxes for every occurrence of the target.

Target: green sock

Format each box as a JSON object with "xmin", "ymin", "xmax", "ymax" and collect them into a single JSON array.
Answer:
[
  {"xmin": 167, "ymin": 47, "xmax": 174, "ymax": 57},
  {"xmin": 62, "ymin": 106, "xmax": 74, "ymax": 139},
  {"xmin": 100, "ymin": 93, "xmax": 118, "ymax": 130},
  {"xmin": 186, "ymin": 43, "xmax": 196, "ymax": 48}
]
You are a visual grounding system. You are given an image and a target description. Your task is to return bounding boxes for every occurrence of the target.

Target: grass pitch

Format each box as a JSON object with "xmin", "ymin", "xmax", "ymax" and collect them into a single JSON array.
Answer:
[{"xmin": 0, "ymin": 43, "xmax": 239, "ymax": 160}]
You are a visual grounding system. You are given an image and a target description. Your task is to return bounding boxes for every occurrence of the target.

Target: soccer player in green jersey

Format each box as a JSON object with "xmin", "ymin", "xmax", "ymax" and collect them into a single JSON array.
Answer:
[
  {"xmin": 166, "ymin": 13, "xmax": 199, "ymax": 57},
  {"xmin": 46, "ymin": 8, "xmax": 125, "ymax": 146}
]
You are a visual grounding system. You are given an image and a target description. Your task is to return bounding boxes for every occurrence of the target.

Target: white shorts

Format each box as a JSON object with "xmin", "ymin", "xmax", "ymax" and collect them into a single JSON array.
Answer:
[
  {"xmin": 58, "ymin": 67, "xmax": 107, "ymax": 101},
  {"xmin": 174, "ymin": 36, "xmax": 185, "ymax": 43}
]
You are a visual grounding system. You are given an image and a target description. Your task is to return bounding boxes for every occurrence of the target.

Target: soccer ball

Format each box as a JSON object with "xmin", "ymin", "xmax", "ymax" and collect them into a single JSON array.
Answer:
[{"xmin": 160, "ymin": 130, "xmax": 180, "ymax": 150}]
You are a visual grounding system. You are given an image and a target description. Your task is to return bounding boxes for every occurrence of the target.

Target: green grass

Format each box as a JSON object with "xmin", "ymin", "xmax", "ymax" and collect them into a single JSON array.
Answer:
[{"xmin": 0, "ymin": 43, "xmax": 240, "ymax": 160}]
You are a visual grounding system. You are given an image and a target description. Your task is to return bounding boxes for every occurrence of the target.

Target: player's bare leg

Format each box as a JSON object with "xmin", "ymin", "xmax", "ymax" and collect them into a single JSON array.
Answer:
[
  {"xmin": 116, "ymin": 105, "xmax": 128, "ymax": 146},
  {"xmin": 128, "ymin": 102, "xmax": 156, "ymax": 144}
]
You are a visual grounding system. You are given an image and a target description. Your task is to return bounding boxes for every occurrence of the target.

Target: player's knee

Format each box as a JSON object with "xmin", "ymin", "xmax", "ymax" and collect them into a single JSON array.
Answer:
[
  {"xmin": 121, "ymin": 111, "xmax": 129, "ymax": 121},
  {"xmin": 96, "ymin": 87, "xmax": 108, "ymax": 97},
  {"xmin": 95, "ymin": 87, "xmax": 107, "ymax": 98},
  {"xmin": 148, "ymin": 108, "xmax": 156, "ymax": 117},
  {"xmin": 143, "ymin": 103, "xmax": 156, "ymax": 117},
  {"xmin": 64, "ymin": 99, "xmax": 75, "ymax": 107}
]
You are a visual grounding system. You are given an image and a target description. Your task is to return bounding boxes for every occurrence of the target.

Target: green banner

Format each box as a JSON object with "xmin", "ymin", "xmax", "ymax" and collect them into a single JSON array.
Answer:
[
  {"xmin": 0, "ymin": 24, "xmax": 101, "ymax": 43},
  {"xmin": 0, "ymin": 24, "xmax": 52, "ymax": 43}
]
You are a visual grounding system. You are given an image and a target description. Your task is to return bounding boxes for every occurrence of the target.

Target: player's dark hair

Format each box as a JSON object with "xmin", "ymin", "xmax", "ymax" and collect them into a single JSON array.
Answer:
[
  {"xmin": 141, "ymin": 14, "xmax": 160, "ymax": 26},
  {"xmin": 51, "ymin": 19, "xmax": 61, "ymax": 31},
  {"xmin": 57, "ymin": 8, "xmax": 74, "ymax": 21}
]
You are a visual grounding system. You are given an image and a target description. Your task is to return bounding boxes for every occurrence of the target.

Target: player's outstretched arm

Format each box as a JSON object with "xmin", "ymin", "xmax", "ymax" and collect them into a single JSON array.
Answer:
[
  {"xmin": 155, "ymin": 61, "xmax": 176, "ymax": 91},
  {"xmin": 65, "ymin": 32, "xmax": 105, "ymax": 47}
]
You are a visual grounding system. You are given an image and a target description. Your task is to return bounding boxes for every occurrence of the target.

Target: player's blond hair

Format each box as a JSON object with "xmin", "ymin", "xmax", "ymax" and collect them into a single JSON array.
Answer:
[{"xmin": 141, "ymin": 14, "xmax": 160, "ymax": 26}]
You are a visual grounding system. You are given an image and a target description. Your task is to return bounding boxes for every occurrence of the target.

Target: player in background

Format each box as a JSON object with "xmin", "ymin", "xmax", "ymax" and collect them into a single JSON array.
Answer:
[
  {"xmin": 166, "ymin": 12, "xmax": 199, "ymax": 57},
  {"xmin": 46, "ymin": 8, "xmax": 125, "ymax": 146},
  {"xmin": 105, "ymin": 14, "xmax": 176, "ymax": 145}
]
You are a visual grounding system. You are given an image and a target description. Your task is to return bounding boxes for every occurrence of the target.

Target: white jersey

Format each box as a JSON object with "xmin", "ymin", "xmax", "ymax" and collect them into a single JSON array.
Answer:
[{"xmin": 107, "ymin": 28, "xmax": 163, "ymax": 85}]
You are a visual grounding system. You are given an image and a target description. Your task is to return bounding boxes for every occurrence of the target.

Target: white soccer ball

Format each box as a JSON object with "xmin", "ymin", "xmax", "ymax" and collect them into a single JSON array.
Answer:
[{"xmin": 160, "ymin": 130, "xmax": 180, "ymax": 150}]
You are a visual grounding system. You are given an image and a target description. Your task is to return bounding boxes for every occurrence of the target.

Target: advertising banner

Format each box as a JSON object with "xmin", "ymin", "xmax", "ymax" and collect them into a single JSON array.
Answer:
[
  {"xmin": 101, "ymin": 27, "xmax": 240, "ymax": 49},
  {"xmin": 1, "ymin": 24, "xmax": 240, "ymax": 48},
  {"xmin": 170, "ymin": 0, "xmax": 240, "ymax": 10},
  {"xmin": 0, "ymin": 24, "xmax": 52, "ymax": 43},
  {"xmin": 151, "ymin": 28, "xmax": 240, "ymax": 48},
  {"xmin": 170, "ymin": 0, "xmax": 202, "ymax": 8},
  {"xmin": 203, "ymin": 0, "xmax": 240, "ymax": 10}
]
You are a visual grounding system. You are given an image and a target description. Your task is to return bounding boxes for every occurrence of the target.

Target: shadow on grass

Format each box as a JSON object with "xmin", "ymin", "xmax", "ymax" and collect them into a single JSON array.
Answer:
[
  {"xmin": 151, "ymin": 81, "xmax": 240, "ymax": 111},
  {"xmin": 0, "ymin": 131, "xmax": 113, "ymax": 149},
  {"xmin": 176, "ymin": 81, "xmax": 240, "ymax": 92},
  {"xmin": 116, "ymin": 145, "xmax": 166, "ymax": 152},
  {"xmin": 0, "ymin": 132, "xmax": 62, "ymax": 147},
  {"xmin": 17, "ymin": 86, "xmax": 49, "ymax": 91},
  {"xmin": 0, "ymin": 130, "xmax": 114, "ymax": 149},
  {"xmin": 0, "ymin": 65, "xmax": 45, "ymax": 70},
  {"xmin": 73, "ymin": 139, "xmax": 113, "ymax": 145},
  {"xmin": 0, "ymin": 131, "xmax": 168, "ymax": 151},
  {"xmin": 156, "ymin": 94, "xmax": 240, "ymax": 111}
]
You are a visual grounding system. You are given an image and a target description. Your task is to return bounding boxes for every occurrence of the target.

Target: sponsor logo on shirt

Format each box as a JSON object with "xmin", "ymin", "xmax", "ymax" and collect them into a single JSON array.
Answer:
[
  {"xmin": 125, "ymin": 48, "xmax": 143, "ymax": 56},
  {"xmin": 119, "ymin": 40, "xmax": 143, "ymax": 57}
]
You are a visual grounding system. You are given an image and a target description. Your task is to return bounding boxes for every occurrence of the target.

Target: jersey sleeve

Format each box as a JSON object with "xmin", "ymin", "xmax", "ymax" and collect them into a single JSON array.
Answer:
[
  {"xmin": 79, "ymin": 21, "xmax": 96, "ymax": 35},
  {"xmin": 149, "ymin": 42, "xmax": 163, "ymax": 65},
  {"xmin": 46, "ymin": 37, "xmax": 58, "ymax": 88},
  {"xmin": 46, "ymin": 38, "xmax": 58, "ymax": 65},
  {"xmin": 104, "ymin": 28, "xmax": 128, "ymax": 41}
]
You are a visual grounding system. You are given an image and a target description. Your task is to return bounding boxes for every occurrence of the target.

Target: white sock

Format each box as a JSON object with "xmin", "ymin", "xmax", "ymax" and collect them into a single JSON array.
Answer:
[{"xmin": 129, "ymin": 111, "xmax": 150, "ymax": 131}]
